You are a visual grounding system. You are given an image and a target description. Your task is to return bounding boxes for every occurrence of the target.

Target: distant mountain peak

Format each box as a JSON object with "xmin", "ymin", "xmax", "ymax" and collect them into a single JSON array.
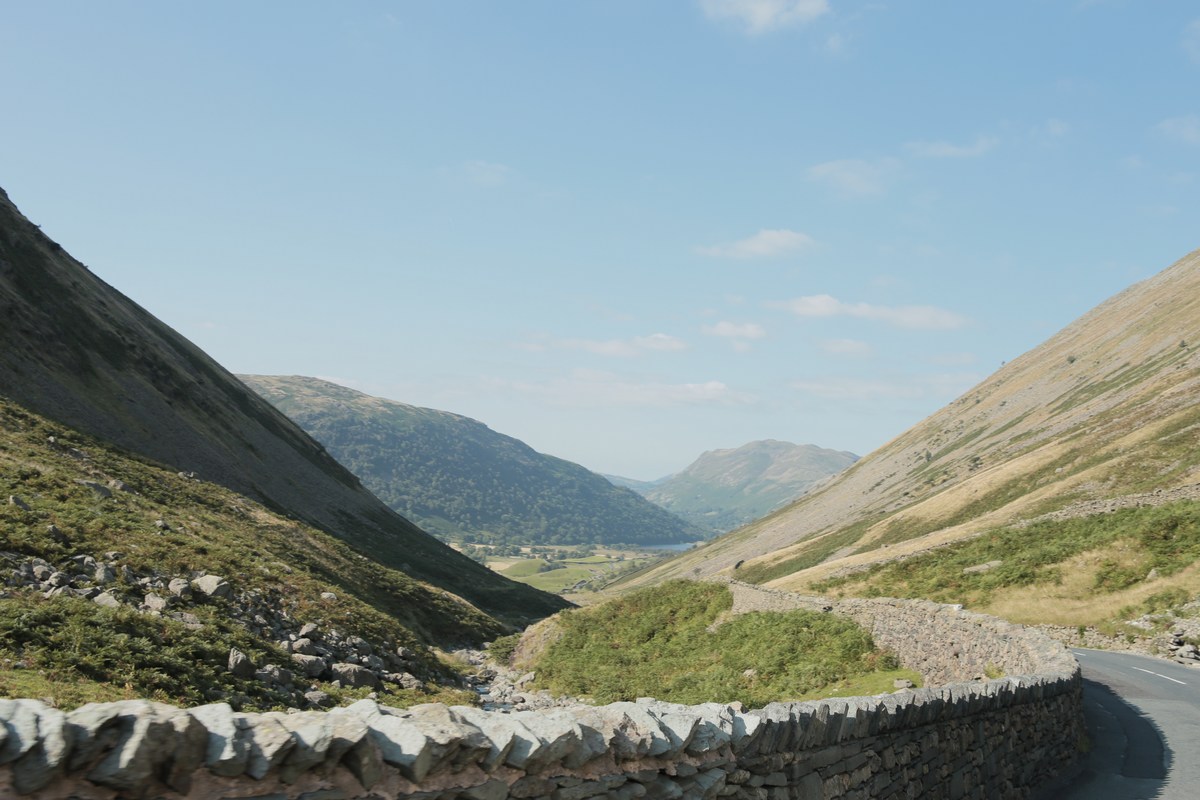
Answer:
[
  {"xmin": 619, "ymin": 246, "xmax": 1200, "ymax": 592},
  {"xmin": 619, "ymin": 439, "xmax": 857, "ymax": 535},
  {"xmin": 242, "ymin": 374, "xmax": 707, "ymax": 548}
]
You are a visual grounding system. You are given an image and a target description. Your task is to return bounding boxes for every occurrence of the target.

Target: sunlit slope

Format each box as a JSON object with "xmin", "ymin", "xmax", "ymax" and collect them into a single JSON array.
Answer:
[
  {"xmin": 0, "ymin": 186, "xmax": 566, "ymax": 624},
  {"xmin": 619, "ymin": 247, "xmax": 1200, "ymax": 592}
]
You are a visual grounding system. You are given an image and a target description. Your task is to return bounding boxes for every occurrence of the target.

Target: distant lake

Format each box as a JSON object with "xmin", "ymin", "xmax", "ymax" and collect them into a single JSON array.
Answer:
[{"xmin": 640, "ymin": 541, "xmax": 702, "ymax": 552}]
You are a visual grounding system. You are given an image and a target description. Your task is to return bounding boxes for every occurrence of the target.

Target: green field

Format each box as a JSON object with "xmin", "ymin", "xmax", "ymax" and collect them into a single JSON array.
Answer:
[{"xmin": 492, "ymin": 549, "xmax": 661, "ymax": 593}]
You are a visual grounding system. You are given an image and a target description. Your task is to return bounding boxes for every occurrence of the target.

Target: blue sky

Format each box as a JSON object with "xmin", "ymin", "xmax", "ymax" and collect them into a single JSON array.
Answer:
[{"xmin": 3, "ymin": 1, "xmax": 1199, "ymax": 479}]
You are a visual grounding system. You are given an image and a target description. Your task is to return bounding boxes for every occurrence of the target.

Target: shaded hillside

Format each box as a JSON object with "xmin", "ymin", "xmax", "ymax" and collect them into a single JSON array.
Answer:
[
  {"xmin": 242, "ymin": 375, "xmax": 705, "ymax": 547},
  {"xmin": 0, "ymin": 186, "xmax": 565, "ymax": 624},
  {"xmin": 619, "ymin": 247, "xmax": 1200, "ymax": 600},
  {"xmin": 618, "ymin": 440, "xmax": 857, "ymax": 534},
  {"xmin": 0, "ymin": 393, "xmax": 495, "ymax": 709}
]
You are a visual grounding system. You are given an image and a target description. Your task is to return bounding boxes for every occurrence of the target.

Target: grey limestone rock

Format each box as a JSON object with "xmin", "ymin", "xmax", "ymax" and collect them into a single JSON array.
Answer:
[
  {"xmin": 331, "ymin": 662, "xmax": 379, "ymax": 689},
  {"xmin": 244, "ymin": 712, "xmax": 296, "ymax": 780},
  {"xmin": 143, "ymin": 592, "xmax": 170, "ymax": 612},
  {"xmin": 167, "ymin": 577, "xmax": 192, "ymax": 599},
  {"xmin": 292, "ymin": 653, "xmax": 329, "ymax": 678},
  {"xmin": 228, "ymin": 648, "xmax": 256, "ymax": 679},
  {"xmin": 92, "ymin": 591, "xmax": 122, "ymax": 609},
  {"xmin": 191, "ymin": 574, "xmax": 232, "ymax": 600},
  {"xmin": 189, "ymin": 702, "xmax": 250, "ymax": 777}
]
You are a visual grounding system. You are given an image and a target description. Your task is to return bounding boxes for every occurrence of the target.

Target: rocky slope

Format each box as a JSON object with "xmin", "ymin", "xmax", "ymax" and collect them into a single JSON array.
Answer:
[
  {"xmin": 0, "ymin": 186, "xmax": 565, "ymax": 625},
  {"xmin": 619, "ymin": 247, "xmax": 1200, "ymax": 594},
  {"xmin": 0, "ymin": 394, "xmax": 502, "ymax": 710},
  {"xmin": 241, "ymin": 375, "xmax": 705, "ymax": 547},
  {"xmin": 616, "ymin": 440, "xmax": 857, "ymax": 535}
]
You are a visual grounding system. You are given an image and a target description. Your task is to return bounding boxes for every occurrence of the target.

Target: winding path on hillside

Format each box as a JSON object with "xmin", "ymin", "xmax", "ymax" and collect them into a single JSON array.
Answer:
[{"xmin": 1040, "ymin": 649, "xmax": 1200, "ymax": 799}]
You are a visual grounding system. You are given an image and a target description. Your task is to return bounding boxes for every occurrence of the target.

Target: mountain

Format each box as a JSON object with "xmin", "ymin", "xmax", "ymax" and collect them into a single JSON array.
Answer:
[
  {"xmin": 240, "ymin": 375, "xmax": 706, "ymax": 547},
  {"xmin": 0, "ymin": 186, "xmax": 566, "ymax": 628},
  {"xmin": 619, "ymin": 248, "xmax": 1200, "ymax": 608},
  {"xmin": 615, "ymin": 440, "xmax": 858, "ymax": 535}
]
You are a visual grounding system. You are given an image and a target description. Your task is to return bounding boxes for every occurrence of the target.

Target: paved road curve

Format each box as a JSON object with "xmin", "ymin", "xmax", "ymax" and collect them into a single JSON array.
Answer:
[{"xmin": 1039, "ymin": 649, "xmax": 1200, "ymax": 799}]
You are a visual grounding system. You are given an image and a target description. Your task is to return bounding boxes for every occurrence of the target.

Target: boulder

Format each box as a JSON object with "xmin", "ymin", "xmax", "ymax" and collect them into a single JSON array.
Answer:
[
  {"xmin": 167, "ymin": 578, "xmax": 192, "ymax": 599},
  {"xmin": 331, "ymin": 663, "xmax": 379, "ymax": 689},
  {"xmin": 291, "ymin": 654, "xmax": 328, "ymax": 679},
  {"xmin": 92, "ymin": 592, "xmax": 122, "ymax": 609},
  {"xmin": 191, "ymin": 574, "xmax": 232, "ymax": 601},
  {"xmin": 227, "ymin": 648, "xmax": 256, "ymax": 679}
]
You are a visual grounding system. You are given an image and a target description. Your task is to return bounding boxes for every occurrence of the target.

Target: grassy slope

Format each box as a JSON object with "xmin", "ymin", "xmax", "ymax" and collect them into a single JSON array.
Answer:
[
  {"xmin": 0, "ymin": 394, "xmax": 495, "ymax": 709},
  {"xmin": 0, "ymin": 187, "xmax": 566, "ymax": 625},
  {"xmin": 518, "ymin": 581, "xmax": 918, "ymax": 707},
  {"xmin": 812, "ymin": 500, "xmax": 1200, "ymax": 628},
  {"xmin": 242, "ymin": 375, "xmax": 705, "ymax": 548},
  {"xmin": 617, "ymin": 248, "xmax": 1200, "ymax": 613}
]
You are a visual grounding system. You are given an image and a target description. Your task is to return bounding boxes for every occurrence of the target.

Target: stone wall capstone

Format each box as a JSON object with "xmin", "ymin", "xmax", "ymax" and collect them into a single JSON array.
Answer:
[{"xmin": 0, "ymin": 591, "xmax": 1084, "ymax": 799}]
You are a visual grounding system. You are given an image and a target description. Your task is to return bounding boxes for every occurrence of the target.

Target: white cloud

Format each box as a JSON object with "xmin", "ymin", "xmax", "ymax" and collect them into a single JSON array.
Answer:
[
  {"xmin": 459, "ymin": 160, "xmax": 514, "ymax": 186},
  {"xmin": 704, "ymin": 321, "xmax": 767, "ymax": 351},
  {"xmin": 1185, "ymin": 19, "xmax": 1200, "ymax": 62},
  {"xmin": 905, "ymin": 136, "xmax": 998, "ymax": 158},
  {"xmin": 699, "ymin": 0, "xmax": 830, "ymax": 34},
  {"xmin": 791, "ymin": 372, "xmax": 980, "ymax": 401},
  {"xmin": 820, "ymin": 338, "xmax": 872, "ymax": 356},
  {"xmin": 704, "ymin": 321, "xmax": 767, "ymax": 339},
  {"xmin": 769, "ymin": 294, "xmax": 967, "ymax": 330},
  {"xmin": 696, "ymin": 229, "xmax": 814, "ymax": 259},
  {"xmin": 556, "ymin": 333, "xmax": 687, "ymax": 357},
  {"xmin": 1157, "ymin": 115, "xmax": 1200, "ymax": 145},
  {"xmin": 807, "ymin": 158, "xmax": 897, "ymax": 197},
  {"xmin": 496, "ymin": 369, "xmax": 755, "ymax": 408}
]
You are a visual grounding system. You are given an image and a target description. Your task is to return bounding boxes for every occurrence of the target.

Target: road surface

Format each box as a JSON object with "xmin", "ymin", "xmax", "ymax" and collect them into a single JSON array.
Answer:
[{"xmin": 1038, "ymin": 649, "xmax": 1200, "ymax": 799}]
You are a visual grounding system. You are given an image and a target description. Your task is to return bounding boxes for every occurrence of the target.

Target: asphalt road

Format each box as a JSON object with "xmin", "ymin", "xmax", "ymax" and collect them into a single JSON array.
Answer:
[{"xmin": 1037, "ymin": 649, "xmax": 1200, "ymax": 799}]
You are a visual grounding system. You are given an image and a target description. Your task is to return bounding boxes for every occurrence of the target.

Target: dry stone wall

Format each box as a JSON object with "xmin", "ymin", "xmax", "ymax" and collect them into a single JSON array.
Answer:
[{"xmin": 0, "ymin": 592, "xmax": 1083, "ymax": 799}]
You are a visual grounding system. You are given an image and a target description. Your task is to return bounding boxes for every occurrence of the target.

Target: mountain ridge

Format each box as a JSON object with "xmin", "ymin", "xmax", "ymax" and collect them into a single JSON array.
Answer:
[
  {"xmin": 0, "ymin": 186, "xmax": 566, "ymax": 625},
  {"xmin": 241, "ymin": 374, "xmax": 706, "ymax": 547},
  {"xmin": 611, "ymin": 440, "xmax": 857, "ymax": 535}
]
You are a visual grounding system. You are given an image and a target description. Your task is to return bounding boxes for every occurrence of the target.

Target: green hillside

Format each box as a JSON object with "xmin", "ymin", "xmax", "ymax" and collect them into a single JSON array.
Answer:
[
  {"xmin": 242, "ymin": 375, "xmax": 705, "ymax": 548},
  {"xmin": 620, "ymin": 440, "xmax": 857, "ymax": 534}
]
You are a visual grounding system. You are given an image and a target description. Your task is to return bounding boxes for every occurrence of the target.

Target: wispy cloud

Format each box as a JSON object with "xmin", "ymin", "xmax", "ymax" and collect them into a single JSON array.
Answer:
[
  {"xmin": 553, "ymin": 333, "xmax": 688, "ymax": 357},
  {"xmin": 905, "ymin": 136, "xmax": 999, "ymax": 158},
  {"xmin": 769, "ymin": 294, "xmax": 967, "ymax": 330},
  {"xmin": 704, "ymin": 321, "xmax": 767, "ymax": 352},
  {"xmin": 820, "ymin": 338, "xmax": 872, "ymax": 357},
  {"xmin": 458, "ymin": 160, "xmax": 514, "ymax": 187},
  {"xmin": 496, "ymin": 369, "xmax": 755, "ymax": 408},
  {"xmin": 807, "ymin": 158, "xmax": 898, "ymax": 197},
  {"xmin": 699, "ymin": 0, "xmax": 830, "ymax": 34},
  {"xmin": 696, "ymin": 229, "xmax": 814, "ymax": 259},
  {"xmin": 1185, "ymin": 19, "xmax": 1200, "ymax": 63},
  {"xmin": 791, "ymin": 372, "xmax": 980, "ymax": 401},
  {"xmin": 704, "ymin": 321, "xmax": 767, "ymax": 339},
  {"xmin": 1157, "ymin": 114, "xmax": 1200, "ymax": 145}
]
